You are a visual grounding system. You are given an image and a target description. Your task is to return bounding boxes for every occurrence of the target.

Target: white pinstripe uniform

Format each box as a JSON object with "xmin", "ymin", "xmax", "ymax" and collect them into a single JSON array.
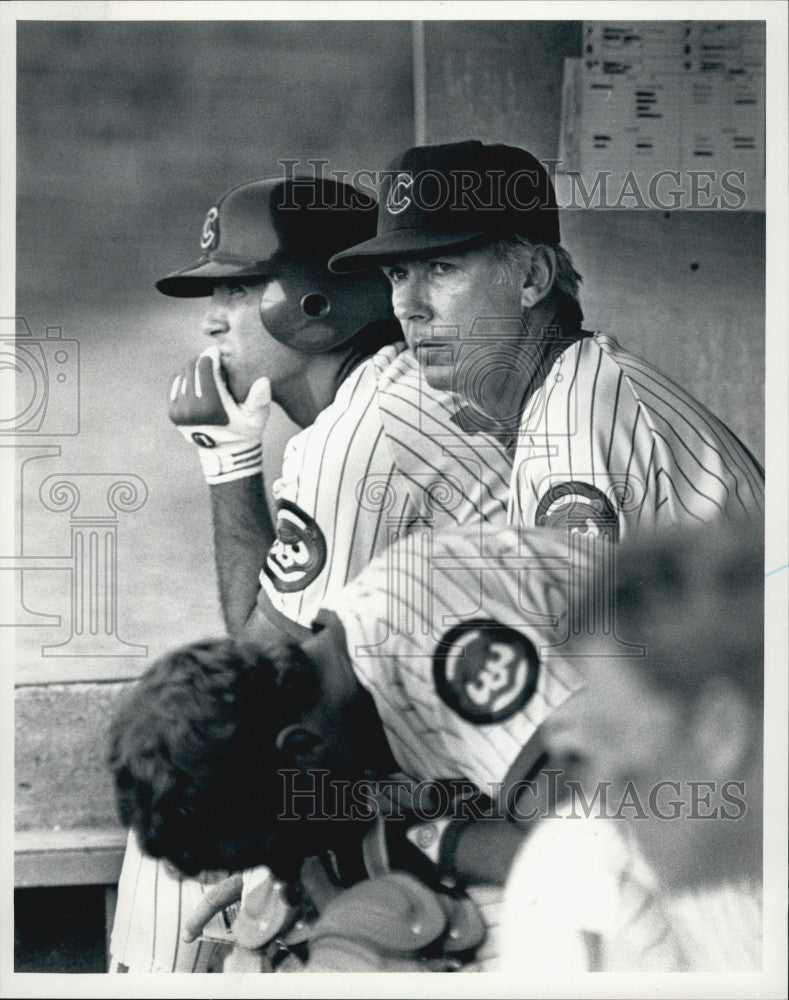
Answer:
[
  {"xmin": 110, "ymin": 342, "xmax": 513, "ymax": 973},
  {"xmin": 110, "ymin": 835, "xmax": 232, "ymax": 972},
  {"xmin": 319, "ymin": 524, "xmax": 586, "ymax": 970},
  {"xmin": 258, "ymin": 342, "xmax": 512, "ymax": 631},
  {"xmin": 500, "ymin": 808, "xmax": 762, "ymax": 973},
  {"xmin": 510, "ymin": 332, "xmax": 764, "ymax": 535},
  {"xmin": 320, "ymin": 524, "xmax": 580, "ymax": 794}
]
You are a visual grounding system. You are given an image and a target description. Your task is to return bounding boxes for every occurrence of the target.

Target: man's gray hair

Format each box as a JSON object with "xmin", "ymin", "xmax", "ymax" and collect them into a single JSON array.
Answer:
[{"xmin": 489, "ymin": 236, "xmax": 584, "ymax": 333}]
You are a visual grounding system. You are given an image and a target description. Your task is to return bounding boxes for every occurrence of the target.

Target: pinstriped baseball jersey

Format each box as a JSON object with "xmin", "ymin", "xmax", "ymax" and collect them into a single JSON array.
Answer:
[
  {"xmin": 258, "ymin": 344, "xmax": 512, "ymax": 630},
  {"xmin": 109, "ymin": 831, "xmax": 230, "ymax": 973},
  {"xmin": 499, "ymin": 811, "xmax": 690, "ymax": 973},
  {"xmin": 500, "ymin": 808, "xmax": 762, "ymax": 972},
  {"xmin": 319, "ymin": 525, "xmax": 582, "ymax": 792},
  {"xmin": 511, "ymin": 333, "xmax": 764, "ymax": 537},
  {"xmin": 111, "ymin": 346, "xmax": 513, "ymax": 973}
]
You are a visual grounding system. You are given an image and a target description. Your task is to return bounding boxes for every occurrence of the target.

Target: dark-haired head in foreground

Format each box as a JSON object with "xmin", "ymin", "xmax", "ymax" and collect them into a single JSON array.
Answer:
[
  {"xmin": 108, "ymin": 633, "xmax": 396, "ymax": 881},
  {"xmin": 109, "ymin": 521, "xmax": 764, "ymax": 892}
]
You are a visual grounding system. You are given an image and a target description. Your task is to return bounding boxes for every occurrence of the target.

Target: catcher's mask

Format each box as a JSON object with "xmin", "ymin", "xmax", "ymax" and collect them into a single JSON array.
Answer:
[{"xmin": 156, "ymin": 177, "xmax": 393, "ymax": 353}]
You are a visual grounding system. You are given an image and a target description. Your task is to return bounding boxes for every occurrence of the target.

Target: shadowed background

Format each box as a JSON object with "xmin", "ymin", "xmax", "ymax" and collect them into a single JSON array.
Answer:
[{"xmin": 13, "ymin": 18, "xmax": 763, "ymax": 903}]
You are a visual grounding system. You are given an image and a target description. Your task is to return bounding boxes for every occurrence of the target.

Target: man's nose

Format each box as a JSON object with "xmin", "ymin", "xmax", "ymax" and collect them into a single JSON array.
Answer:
[
  {"xmin": 391, "ymin": 273, "xmax": 432, "ymax": 325},
  {"xmin": 202, "ymin": 298, "xmax": 230, "ymax": 337}
]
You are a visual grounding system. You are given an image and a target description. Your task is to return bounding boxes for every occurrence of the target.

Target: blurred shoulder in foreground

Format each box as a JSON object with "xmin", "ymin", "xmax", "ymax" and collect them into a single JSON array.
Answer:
[{"xmin": 500, "ymin": 520, "xmax": 764, "ymax": 973}]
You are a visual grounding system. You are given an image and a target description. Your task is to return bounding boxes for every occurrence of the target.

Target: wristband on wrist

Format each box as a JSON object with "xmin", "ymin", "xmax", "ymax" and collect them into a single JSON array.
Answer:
[
  {"xmin": 198, "ymin": 439, "xmax": 263, "ymax": 484},
  {"xmin": 405, "ymin": 817, "xmax": 473, "ymax": 889}
]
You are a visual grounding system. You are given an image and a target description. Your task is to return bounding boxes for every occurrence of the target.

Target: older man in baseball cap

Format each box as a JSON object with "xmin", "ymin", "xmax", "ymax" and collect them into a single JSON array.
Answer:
[{"xmin": 331, "ymin": 139, "xmax": 763, "ymax": 538}]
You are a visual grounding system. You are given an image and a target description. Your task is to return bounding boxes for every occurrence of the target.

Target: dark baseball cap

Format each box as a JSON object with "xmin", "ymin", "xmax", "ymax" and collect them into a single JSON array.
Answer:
[
  {"xmin": 328, "ymin": 140, "xmax": 560, "ymax": 273},
  {"xmin": 156, "ymin": 177, "xmax": 379, "ymax": 297}
]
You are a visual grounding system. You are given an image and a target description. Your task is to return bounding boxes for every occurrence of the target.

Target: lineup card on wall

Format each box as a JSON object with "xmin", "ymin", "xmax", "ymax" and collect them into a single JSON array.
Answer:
[{"xmin": 557, "ymin": 22, "xmax": 765, "ymax": 210}]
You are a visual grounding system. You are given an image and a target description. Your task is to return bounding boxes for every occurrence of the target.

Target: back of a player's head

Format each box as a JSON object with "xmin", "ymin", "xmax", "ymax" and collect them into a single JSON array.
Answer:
[
  {"xmin": 108, "ymin": 636, "xmax": 320, "ymax": 878},
  {"xmin": 613, "ymin": 522, "xmax": 764, "ymax": 710}
]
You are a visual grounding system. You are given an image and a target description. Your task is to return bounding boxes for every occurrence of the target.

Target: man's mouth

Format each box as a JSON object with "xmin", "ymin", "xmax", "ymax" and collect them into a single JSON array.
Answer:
[{"xmin": 216, "ymin": 350, "xmax": 235, "ymax": 376}]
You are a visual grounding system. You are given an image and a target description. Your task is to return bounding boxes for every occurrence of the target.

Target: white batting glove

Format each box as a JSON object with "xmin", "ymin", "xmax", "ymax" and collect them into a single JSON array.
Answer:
[{"xmin": 168, "ymin": 345, "xmax": 271, "ymax": 485}]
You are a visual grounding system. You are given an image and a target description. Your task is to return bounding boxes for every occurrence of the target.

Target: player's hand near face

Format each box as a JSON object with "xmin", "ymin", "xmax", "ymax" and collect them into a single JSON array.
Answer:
[
  {"xmin": 169, "ymin": 345, "xmax": 271, "ymax": 484},
  {"xmin": 168, "ymin": 343, "xmax": 279, "ymax": 634}
]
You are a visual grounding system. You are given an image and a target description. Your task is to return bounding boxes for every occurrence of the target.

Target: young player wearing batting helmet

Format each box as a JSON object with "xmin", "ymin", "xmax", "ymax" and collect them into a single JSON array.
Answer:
[
  {"xmin": 110, "ymin": 174, "xmax": 514, "ymax": 972},
  {"xmin": 330, "ymin": 140, "xmax": 764, "ymax": 538},
  {"xmin": 160, "ymin": 176, "xmax": 401, "ymax": 639}
]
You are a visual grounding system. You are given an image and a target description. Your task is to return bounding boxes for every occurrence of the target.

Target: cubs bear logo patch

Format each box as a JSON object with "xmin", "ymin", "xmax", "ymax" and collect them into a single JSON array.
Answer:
[
  {"xmin": 535, "ymin": 481, "xmax": 619, "ymax": 540},
  {"xmin": 433, "ymin": 620, "xmax": 540, "ymax": 724},
  {"xmin": 263, "ymin": 500, "xmax": 327, "ymax": 593}
]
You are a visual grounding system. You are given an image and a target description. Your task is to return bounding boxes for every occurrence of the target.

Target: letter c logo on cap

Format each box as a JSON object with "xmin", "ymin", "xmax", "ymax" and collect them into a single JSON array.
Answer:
[
  {"xmin": 386, "ymin": 173, "xmax": 413, "ymax": 216},
  {"xmin": 200, "ymin": 207, "xmax": 219, "ymax": 251}
]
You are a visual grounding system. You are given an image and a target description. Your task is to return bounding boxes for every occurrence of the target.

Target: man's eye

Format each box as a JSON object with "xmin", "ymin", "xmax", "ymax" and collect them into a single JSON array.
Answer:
[
  {"xmin": 430, "ymin": 261, "xmax": 454, "ymax": 275},
  {"xmin": 228, "ymin": 284, "xmax": 247, "ymax": 297},
  {"xmin": 384, "ymin": 267, "xmax": 406, "ymax": 283}
]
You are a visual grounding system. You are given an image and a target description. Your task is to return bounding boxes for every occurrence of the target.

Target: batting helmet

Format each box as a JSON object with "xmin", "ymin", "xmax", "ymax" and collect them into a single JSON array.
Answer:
[{"xmin": 156, "ymin": 177, "xmax": 395, "ymax": 353}]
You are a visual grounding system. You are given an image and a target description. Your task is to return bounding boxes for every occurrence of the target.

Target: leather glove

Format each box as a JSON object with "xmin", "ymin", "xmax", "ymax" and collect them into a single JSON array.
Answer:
[{"xmin": 294, "ymin": 871, "xmax": 448, "ymax": 972}]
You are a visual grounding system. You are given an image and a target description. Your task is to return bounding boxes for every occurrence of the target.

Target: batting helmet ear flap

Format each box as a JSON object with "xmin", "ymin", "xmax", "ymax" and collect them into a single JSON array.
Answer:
[
  {"xmin": 258, "ymin": 261, "xmax": 393, "ymax": 354},
  {"xmin": 257, "ymin": 279, "xmax": 340, "ymax": 351},
  {"xmin": 257, "ymin": 278, "xmax": 316, "ymax": 345},
  {"xmin": 300, "ymin": 293, "xmax": 331, "ymax": 318}
]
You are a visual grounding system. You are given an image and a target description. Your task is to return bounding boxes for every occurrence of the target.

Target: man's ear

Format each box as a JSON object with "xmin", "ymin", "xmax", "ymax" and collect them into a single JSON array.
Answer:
[
  {"xmin": 520, "ymin": 245, "xmax": 557, "ymax": 310},
  {"xmin": 275, "ymin": 723, "xmax": 327, "ymax": 768},
  {"xmin": 691, "ymin": 678, "xmax": 754, "ymax": 776}
]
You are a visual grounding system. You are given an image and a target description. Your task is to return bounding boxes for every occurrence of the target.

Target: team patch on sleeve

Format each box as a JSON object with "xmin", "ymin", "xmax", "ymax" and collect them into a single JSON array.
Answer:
[
  {"xmin": 535, "ymin": 481, "xmax": 619, "ymax": 539},
  {"xmin": 263, "ymin": 500, "xmax": 327, "ymax": 593},
  {"xmin": 433, "ymin": 620, "xmax": 540, "ymax": 724}
]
